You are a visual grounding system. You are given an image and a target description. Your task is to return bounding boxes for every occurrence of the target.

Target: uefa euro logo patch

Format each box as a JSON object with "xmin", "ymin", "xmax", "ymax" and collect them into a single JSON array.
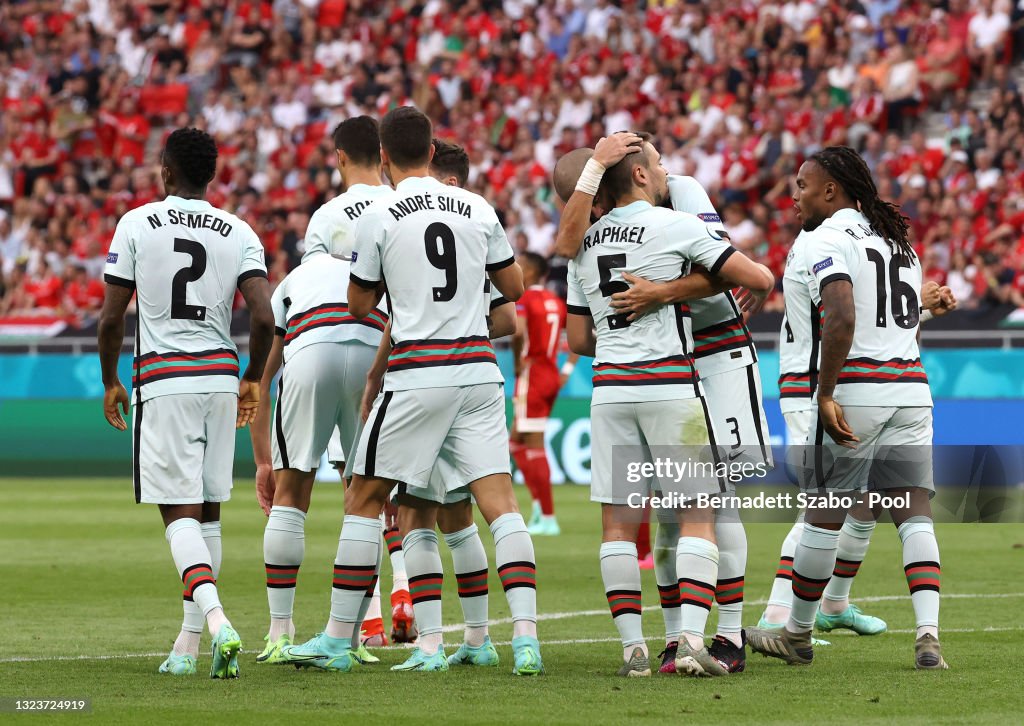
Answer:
[
  {"xmin": 813, "ymin": 257, "xmax": 833, "ymax": 274},
  {"xmin": 107, "ymin": 252, "xmax": 118, "ymax": 263}
]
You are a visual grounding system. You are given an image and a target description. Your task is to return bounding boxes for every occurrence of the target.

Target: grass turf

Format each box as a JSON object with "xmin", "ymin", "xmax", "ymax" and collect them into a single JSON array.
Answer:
[{"xmin": 2, "ymin": 478, "xmax": 1021, "ymax": 725}]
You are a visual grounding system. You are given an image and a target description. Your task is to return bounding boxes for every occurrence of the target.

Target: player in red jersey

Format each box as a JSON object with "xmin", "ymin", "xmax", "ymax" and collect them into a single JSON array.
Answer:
[{"xmin": 511, "ymin": 252, "xmax": 575, "ymax": 536}]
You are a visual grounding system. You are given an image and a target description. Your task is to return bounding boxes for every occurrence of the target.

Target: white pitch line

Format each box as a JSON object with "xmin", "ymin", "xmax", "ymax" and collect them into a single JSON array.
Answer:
[{"xmin": 3, "ymin": 593, "xmax": 1021, "ymax": 664}]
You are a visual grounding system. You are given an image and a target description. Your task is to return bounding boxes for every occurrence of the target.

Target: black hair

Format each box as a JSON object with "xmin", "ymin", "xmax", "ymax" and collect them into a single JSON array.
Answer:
[
  {"xmin": 332, "ymin": 116, "xmax": 381, "ymax": 167},
  {"xmin": 811, "ymin": 145, "xmax": 915, "ymax": 259},
  {"xmin": 163, "ymin": 128, "xmax": 218, "ymax": 189},
  {"xmin": 599, "ymin": 131, "xmax": 651, "ymax": 202},
  {"xmin": 430, "ymin": 138, "xmax": 469, "ymax": 187},
  {"xmin": 520, "ymin": 251, "xmax": 549, "ymax": 279},
  {"xmin": 379, "ymin": 106, "xmax": 433, "ymax": 168}
]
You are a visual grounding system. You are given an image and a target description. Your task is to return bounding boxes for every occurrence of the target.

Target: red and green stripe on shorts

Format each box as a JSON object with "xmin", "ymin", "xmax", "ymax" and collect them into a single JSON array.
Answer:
[
  {"xmin": 134, "ymin": 348, "xmax": 239, "ymax": 387},
  {"xmin": 181, "ymin": 563, "xmax": 216, "ymax": 601},
  {"xmin": 388, "ymin": 336, "xmax": 497, "ymax": 372},
  {"xmin": 592, "ymin": 354, "xmax": 697, "ymax": 388}
]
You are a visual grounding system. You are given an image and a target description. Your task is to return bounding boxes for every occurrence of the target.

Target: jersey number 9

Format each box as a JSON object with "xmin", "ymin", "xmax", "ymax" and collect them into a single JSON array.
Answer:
[{"xmin": 424, "ymin": 222, "xmax": 457, "ymax": 302}]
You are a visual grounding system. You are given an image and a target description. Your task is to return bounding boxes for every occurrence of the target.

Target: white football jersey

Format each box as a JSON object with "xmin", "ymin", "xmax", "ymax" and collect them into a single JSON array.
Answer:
[
  {"xmin": 567, "ymin": 200, "xmax": 734, "ymax": 405},
  {"xmin": 271, "ymin": 255, "xmax": 388, "ymax": 363},
  {"xmin": 349, "ymin": 175, "xmax": 514, "ymax": 391},
  {"xmin": 104, "ymin": 195, "xmax": 267, "ymax": 403},
  {"xmin": 667, "ymin": 175, "xmax": 757, "ymax": 377},
  {"xmin": 779, "ymin": 230, "xmax": 816, "ymax": 413},
  {"xmin": 804, "ymin": 208, "xmax": 931, "ymax": 408},
  {"xmin": 302, "ymin": 183, "xmax": 394, "ymax": 260}
]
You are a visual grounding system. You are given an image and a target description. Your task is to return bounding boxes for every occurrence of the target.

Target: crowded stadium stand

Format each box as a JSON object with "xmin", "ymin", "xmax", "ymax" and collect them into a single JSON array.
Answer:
[{"xmin": 2, "ymin": 0, "xmax": 1024, "ymax": 341}]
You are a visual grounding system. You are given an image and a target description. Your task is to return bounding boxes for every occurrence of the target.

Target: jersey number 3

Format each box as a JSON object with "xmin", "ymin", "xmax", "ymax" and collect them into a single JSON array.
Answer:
[{"xmin": 171, "ymin": 238, "xmax": 207, "ymax": 321}]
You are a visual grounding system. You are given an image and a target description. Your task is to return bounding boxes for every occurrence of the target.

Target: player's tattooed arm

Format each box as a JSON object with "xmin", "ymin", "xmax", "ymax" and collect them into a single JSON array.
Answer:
[
  {"xmin": 566, "ymin": 313, "xmax": 597, "ymax": 358},
  {"xmin": 609, "ymin": 267, "xmax": 730, "ymax": 321},
  {"xmin": 250, "ymin": 335, "xmax": 283, "ymax": 515},
  {"xmin": 552, "ymin": 133, "xmax": 642, "ymax": 258},
  {"xmin": 97, "ymin": 282, "xmax": 134, "ymax": 431},
  {"xmin": 816, "ymin": 279, "xmax": 859, "ymax": 449}
]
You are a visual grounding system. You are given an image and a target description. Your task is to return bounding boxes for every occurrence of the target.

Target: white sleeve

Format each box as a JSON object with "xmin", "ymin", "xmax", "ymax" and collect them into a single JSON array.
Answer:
[
  {"xmin": 270, "ymin": 280, "xmax": 287, "ymax": 337},
  {"xmin": 349, "ymin": 211, "xmax": 384, "ymax": 287},
  {"xmin": 302, "ymin": 207, "xmax": 331, "ymax": 259},
  {"xmin": 668, "ymin": 176, "xmax": 726, "ymax": 234},
  {"xmin": 667, "ymin": 212, "xmax": 736, "ymax": 274},
  {"xmin": 485, "ymin": 214, "xmax": 516, "ymax": 271},
  {"xmin": 238, "ymin": 225, "xmax": 268, "ymax": 284},
  {"xmin": 103, "ymin": 217, "xmax": 138, "ymax": 289},
  {"xmin": 566, "ymin": 264, "xmax": 590, "ymax": 316}
]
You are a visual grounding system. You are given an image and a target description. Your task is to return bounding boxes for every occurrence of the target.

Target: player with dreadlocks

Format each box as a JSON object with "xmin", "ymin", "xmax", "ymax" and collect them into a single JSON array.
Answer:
[{"xmin": 746, "ymin": 146, "xmax": 950, "ymax": 671}]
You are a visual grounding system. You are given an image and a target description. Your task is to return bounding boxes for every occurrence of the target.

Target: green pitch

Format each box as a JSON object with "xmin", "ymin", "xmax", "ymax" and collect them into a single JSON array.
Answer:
[{"xmin": 2, "ymin": 479, "xmax": 1021, "ymax": 724}]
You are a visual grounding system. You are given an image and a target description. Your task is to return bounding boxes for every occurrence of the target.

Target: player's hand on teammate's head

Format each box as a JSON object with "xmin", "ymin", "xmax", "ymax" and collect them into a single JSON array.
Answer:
[
  {"xmin": 593, "ymin": 132, "xmax": 644, "ymax": 168},
  {"xmin": 818, "ymin": 397, "xmax": 859, "ymax": 449},
  {"xmin": 609, "ymin": 271, "xmax": 665, "ymax": 321},
  {"xmin": 255, "ymin": 464, "xmax": 275, "ymax": 516},
  {"xmin": 103, "ymin": 383, "xmax": 130, "ymax": 431},
  {"xmin": 237, "ymin": 379, "xmax": 260, "ymax": 429}
]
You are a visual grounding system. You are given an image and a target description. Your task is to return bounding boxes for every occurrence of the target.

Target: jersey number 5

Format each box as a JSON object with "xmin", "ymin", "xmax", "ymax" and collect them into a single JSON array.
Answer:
[
  {"xmin": 597, "ymin": 253, "xmax": 631, "ymax": 329},
  {"xmin": 424, "ymin": 222, "xmax": 457, "ymax": 302},
  {"xmin": 171, "ymin": 238, "xmax": 207, "ymax": 321}
]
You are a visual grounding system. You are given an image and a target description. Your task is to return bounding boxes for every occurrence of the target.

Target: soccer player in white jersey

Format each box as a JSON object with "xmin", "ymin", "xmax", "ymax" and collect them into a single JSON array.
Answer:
[
  {"xmin": 283, "ymin": 107, "xmax": 541, "ymax": 675},
  {"xmin": 97, "ymin": 128, "xmax": 274, "ymax": 678},
  {"xmin": 301, "ymin": 117, "xmax": 394, "ymax": 260},
  {"xmin": 248, "ymin": 117, "xmax": 411, "ymax": 664},
  {"xmin": 563, "ymin": 134, "xmax": 774, "ymax": 677},
  {"xmin": 763, "ymin": 244, "xmax": 952, "ymax": 638},
  {"xmin": 552, "ymin": 144, "xmax": 765, "ymax": 674},
  {"xmin": 746, "ymin": 146, "xmax": 949, "ymax": 670}
]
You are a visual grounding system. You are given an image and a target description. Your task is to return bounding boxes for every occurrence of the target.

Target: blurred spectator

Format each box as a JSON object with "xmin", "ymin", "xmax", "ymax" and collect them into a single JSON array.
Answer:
[{"xmin": 1, "ymin": 0, "xmax": 1023, "ymax": 325}]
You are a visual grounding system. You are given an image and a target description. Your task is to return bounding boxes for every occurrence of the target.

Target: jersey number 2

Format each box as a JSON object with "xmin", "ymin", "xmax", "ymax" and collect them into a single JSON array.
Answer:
[
  {"xmin": 171, "ymin": 238, "xmax": 207, "ymax": 321},
  {"xmin": 424, "ymin": 223, "xmax": 457, "ymax": 302}
]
